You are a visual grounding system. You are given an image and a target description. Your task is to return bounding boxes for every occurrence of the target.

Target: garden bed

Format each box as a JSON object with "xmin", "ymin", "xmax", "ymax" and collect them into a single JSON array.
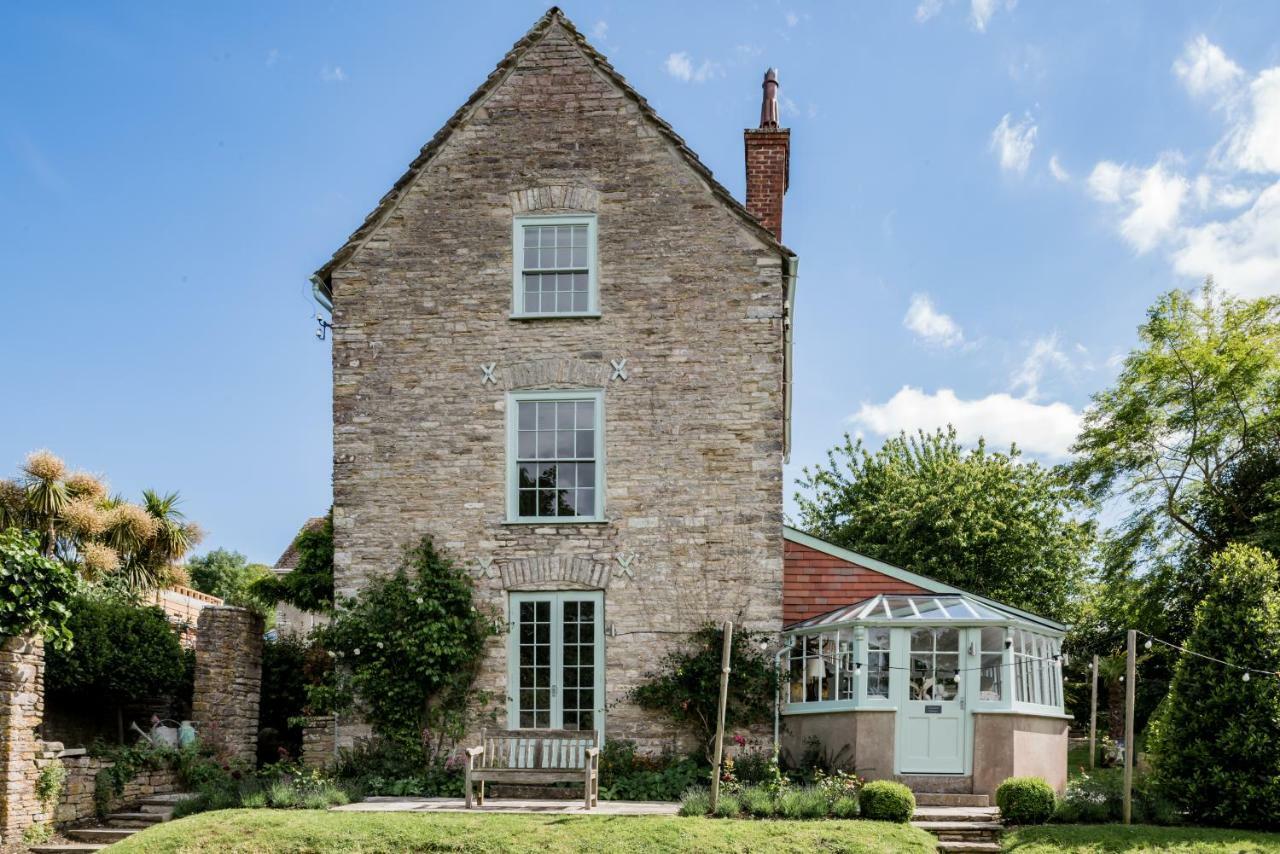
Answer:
[{"xmin": 108, "ymin": 810, "xmax": 937, "ymax": 853}]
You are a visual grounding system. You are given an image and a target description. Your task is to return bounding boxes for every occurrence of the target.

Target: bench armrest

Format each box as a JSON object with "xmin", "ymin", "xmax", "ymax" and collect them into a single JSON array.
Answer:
[
  {"xmin": 465, "ymin": 746, "xmax": 485, "ymax": 758},
  {"xmin": 583, "ymin": 747, "xmax": 599, "ymax": 758}
]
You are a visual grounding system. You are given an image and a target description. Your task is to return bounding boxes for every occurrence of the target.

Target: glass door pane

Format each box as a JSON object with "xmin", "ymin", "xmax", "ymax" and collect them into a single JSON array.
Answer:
[
  {"xmin": 510, "ymin": 592, "xmax": 603, "ymax": 736},
  {"xmin": 561, "ymin": 598, "xmax": 597, "ymax": 732},
  {"xmin": 517, "ymin": 599, "xmax": 552, "ymax": 728}
]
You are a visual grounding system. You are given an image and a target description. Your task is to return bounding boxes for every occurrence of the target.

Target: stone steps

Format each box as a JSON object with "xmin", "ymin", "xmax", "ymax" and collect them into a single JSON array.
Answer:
[
  {"xmin": 910, "ymin": 794, "xmax": 1003, "ymax": 852},
  {"xmin": 915, "ymin": 792, "xmax": 991, "ymax": 807},
  {"xmin": 935, "ymin": 843, "xmax": 1002, "ymax": 853},
  {"xmin": 29, "ymin": 793, "xmax": 195, "ymax": 853}
]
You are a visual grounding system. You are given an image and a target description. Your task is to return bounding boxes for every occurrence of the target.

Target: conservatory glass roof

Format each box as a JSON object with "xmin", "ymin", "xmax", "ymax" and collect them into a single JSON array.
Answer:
[{"xmin": 785, "ymin": 594, "xmax": 1043, "ymax": 633}]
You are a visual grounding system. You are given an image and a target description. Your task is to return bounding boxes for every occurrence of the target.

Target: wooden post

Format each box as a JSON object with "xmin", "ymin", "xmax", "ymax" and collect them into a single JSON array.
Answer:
[
  {"xmin": 1123, "ymin": 630, "xmax": 1136, "ymax": 825},
  {"xmin": 1089, "ymin": 654, "xmax": 1098, "ymax": 770},
  {"xmin": 709, "ymin": 621, "xmax": 734, "ymax": 814}
]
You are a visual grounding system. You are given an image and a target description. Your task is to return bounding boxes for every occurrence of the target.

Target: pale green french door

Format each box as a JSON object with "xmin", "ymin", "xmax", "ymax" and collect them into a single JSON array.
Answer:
[
  {"xmin": 897, "ymin": 626, "xmax": 968, "ymax": 774},
  {"xmin": 507, "ymin": 591, "xmax": 605, "ymax": 740}
]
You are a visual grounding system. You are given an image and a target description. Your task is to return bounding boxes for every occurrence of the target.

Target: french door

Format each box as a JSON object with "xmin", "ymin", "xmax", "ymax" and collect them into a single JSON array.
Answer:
[
  {"xmin": 507, "ymin": 591, "xmax": 605, "ymax": 740},
  {"xmin": 897, "ymin": 626, "xmax": 967, "ymax": 774}
]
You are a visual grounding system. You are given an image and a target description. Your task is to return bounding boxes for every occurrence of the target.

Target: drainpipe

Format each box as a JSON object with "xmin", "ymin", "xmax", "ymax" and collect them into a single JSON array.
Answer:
[
  {"xmin": 781, "ymin": 256, "xmax": 798, "ymax": 464},
  {"xmin": 773, "ymin": 637, "xmax": 796, "ymax": 754}
]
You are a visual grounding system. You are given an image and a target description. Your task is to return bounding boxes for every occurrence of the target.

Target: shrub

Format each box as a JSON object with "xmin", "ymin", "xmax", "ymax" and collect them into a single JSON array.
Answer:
[
  {"xmin": 712, "ymin": 793, "xmax": 741, "ymax": 818},
  {"xmin": 598, "ymin": 740, "xmax": 706, "ymax": 802},
  {"xmin": 1052, "ymin": 770, "xmax": 1179, "ymax": 825},
  {"xmin": 45, "ymin": 592, "xmax": 186, "ymax": 705},
  {"xmin": 630, "ymin": 624, "xmax": 776, "ymax": 760},
  {"xmin": 0, "ymin": 528, "xmax": 76, "ymax": 648},
  {"xmin": 832, "ymin": 795, "xmax": 860, "ymax": 819},
  {"xmin": 258, "ymin": 634, "xmax": 310, "ymax": 764},
  {"xmin": 733, "ymin": 748, "xmax": 775, "ymax": 786},
  {"xmin": 777, "ymin": 786, "xmax": 828, "ymax": 819},
  {"xmin": 814, "ymin": 769, "xmax": 863, "ymax": 806},
  {"xmin": 739, "ymin": 785, "xmax": 776, "ymax": 818},
  {"xmin": 1148, "ymin": 544, "xmax": 1280, "ymax": 827},
  {"xmin": 996, "ymin": 776, "xmax": 1055, "ymax": 825},
  {"xmin": 859, "ymin": 780, "xmax": 915, "ymax": 823},
  {"xmin": 331, "ymin": 736, "xmax": 464, "ymax": 798},
  {"xmin": 678, "ymin": 787, "xmax": 710, "ymax": 817}
]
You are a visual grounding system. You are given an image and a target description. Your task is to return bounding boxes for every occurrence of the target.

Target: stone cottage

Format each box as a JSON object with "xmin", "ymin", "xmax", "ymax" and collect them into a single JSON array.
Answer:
[
  {"xmin": 311, "ymin": 6, "xmax": 1067, "ymax": 794},
  {"xmin": 312, "ymin": 8, "xmax": 795, "ymax": 751}
]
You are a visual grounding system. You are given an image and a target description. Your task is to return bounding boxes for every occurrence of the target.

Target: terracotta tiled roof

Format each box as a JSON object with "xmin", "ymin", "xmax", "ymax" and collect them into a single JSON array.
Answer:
[
  {"xmin": 312, "ymin": 6, "xmax": 794, "ymax": 296},
  {"xmin": 273, "ymin": 516, "xmax": 327, "ymax": 572}
]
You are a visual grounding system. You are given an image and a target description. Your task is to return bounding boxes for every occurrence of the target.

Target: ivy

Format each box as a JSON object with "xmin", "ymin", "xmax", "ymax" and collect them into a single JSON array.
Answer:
[
  {"xmin": 251, "ymin": 512, "xmax": 334, "ymax": 613},
  {"xmin": 0, "ymin": 527, "xmax": 76, "ymax": 649},
  {"xmin": 630, "ymin": 624, "xmax": 776, "ymax": 761},
  {"xmin": 307, "ymin": 537, "xmax": 500, "ymax": 751}
]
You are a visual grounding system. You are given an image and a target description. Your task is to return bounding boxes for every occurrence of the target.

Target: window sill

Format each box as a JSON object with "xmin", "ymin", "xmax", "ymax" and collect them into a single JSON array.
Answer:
[
  {"xmin": 509, "ymin": 312, "xmax": 602, "ymax": 321},
  {"xmin": 503, "ymin": 517, "xmax": 609, "ymax": 526}
]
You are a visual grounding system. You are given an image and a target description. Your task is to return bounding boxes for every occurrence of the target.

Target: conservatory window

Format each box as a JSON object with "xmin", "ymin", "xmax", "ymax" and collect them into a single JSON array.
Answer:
[
  {"xmin": 979, "ymin": 626, "xmax": 1004, "ymax": 702},
  {"xmin": 866, "ymin": 628, "xmax": 891, "ymax": 699}
]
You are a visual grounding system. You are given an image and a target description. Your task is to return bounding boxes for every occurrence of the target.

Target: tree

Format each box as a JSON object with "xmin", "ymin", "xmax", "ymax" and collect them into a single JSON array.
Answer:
[
  {"xmin": 795, "ymin": 427, "xmax": 1093, "ymax": 620},
  {"xmin": 251, "ymin": 513, "xmax": 334, "ymax": 613},
  {"xmin": 0, "ymin": 450, "xmax": 203, "ymax": 591},
  {"xmin": 1147, "ymin": 544, "xmax": 1280, "ymax": 827},
  {"xmin": 1071, "ymin": 282, "xmax": 1280, "ymax": 554},
  {"xmin": 187, "ymin": 548, "xmax": 273, "ymax": 616}
]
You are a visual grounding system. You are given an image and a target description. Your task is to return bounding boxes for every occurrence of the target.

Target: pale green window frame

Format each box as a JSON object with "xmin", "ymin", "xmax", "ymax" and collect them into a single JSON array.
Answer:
[
  {"xmin": 511, "ymin": 214, "xmax": 599, "ymax": 318},
  {"xmin": 505, "ymin": 389, "xmax": 606, "ymax": 524}
]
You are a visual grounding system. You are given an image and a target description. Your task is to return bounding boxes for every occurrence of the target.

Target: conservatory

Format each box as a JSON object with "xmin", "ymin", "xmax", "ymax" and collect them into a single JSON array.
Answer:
[{"xmin": 776, "ymin": 567, "xmax": 1070, "ymax": 795}]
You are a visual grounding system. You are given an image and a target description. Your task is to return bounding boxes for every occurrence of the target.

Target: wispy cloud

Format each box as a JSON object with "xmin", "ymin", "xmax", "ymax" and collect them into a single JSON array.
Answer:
[
  {"xmin": 1049, "ymin": 154, "xmax": 1070, "ymax": 182},
  {"xmin": 849, "ymin": 386, "xmax": 1081, "ymax": 460},
  {"xmin": 320, "ymin": 65, "xmax": 347, "ymax": 83},
  {"xmin": 663, "ymin": 52, "xmax": 721, "ymax": 83},
  {"xmin": 971, "ymin": 0, "xmax": 1016, "ymax": 32},
  {"xmin": 1085, "ymin": 36, "xmax": 1280, "ymax": 297},
  {"xmin": 590, "ymin": 20, "xmax": 608, "ymax": 41},
  {"xmin": 903, "ymin": 294, "xmax": 964, "ymax": 348},
  {"xmin": 915, "ymin": 0, "xmax": 944, "ymax": 23},
  {"xmin": 1011, "ymin": 334, "xmax": 1073, "ymax": 400},
  {"xmin": 990, "ymin": 113, "xmax": 1037, "ymax": 175},
  {"xmin": 785, "ymin": 11, "xmax": 800, "ymax": 27}
]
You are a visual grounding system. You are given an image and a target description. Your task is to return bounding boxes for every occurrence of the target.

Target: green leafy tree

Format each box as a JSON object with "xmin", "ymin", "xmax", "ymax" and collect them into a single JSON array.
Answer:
[
  {"xmin": 795, "ymin": 427, "xmax": 1093, "ymax": 620},
  {"xmin": 45, "ymin": 592, "xmax": 186, "ymax": 706},
  {"xmin": 251, "ymin": 514, "xmax": 334, "ymax": 613},
  {"xmin": 187, "ymin": 548, "xmax": 273, "ymax": 616},
  {"xmin": 307, "ymin": 536, "xmax": 499, "ymax": 752},
  {"xmin": 630, "ymin": 624, "xmax": 776, "ymax": 761},
  {"xmin": 0, "ymin": 527, "xmax": 77, "ymax": 649},
  {"xmin": 1148, "ymin": 544, "xmax": 1280, "ymax": 827}
]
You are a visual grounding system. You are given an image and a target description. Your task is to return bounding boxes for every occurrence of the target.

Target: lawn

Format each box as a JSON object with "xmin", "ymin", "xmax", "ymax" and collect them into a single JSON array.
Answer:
[
  {"xmin": 109, "ymin": 810, "xmax": 937, "ymax": 853},
  {"xmin": 1004, "ymin": 825, "xmax": 1280, "ymax": 853}
]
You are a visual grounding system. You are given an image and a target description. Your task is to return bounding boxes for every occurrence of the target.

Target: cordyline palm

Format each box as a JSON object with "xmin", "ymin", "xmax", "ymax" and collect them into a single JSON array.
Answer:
[{"xmin": 117, "ymin": 490, "xmax": 201, "ymax": 591}]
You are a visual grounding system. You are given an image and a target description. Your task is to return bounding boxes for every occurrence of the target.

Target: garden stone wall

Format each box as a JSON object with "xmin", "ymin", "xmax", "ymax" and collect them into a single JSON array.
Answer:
[
  {"xmin": 192, "ymin": 606, "xmax": 263, "ymax": 765},
  {"xmin": 301, "ymin": 714, "xmax": 335, "ymax": 769},
  {"xmin": 0, "ymin": 633, "xmax": 47, "ymax": 845},
  {"xmin": 55, "ymin": 754, "xmax": 180, "ymax": 825}
]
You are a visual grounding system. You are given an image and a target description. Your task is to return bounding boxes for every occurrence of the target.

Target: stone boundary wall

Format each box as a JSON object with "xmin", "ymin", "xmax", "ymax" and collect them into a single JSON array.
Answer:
[
  {"xmin": 192, "ymin": 607, "xmax": 263, "ymax": 765},
  {"xmin": 0, "ymin": 634, "xmax": 47, "ymax": 845},
  {"xmin": 301, "ymin": 715, "xmax": 335, "ymax": 769},
  {"xmin": 56, "ymin": 754, "xmax": 180, "ymax": 825}
]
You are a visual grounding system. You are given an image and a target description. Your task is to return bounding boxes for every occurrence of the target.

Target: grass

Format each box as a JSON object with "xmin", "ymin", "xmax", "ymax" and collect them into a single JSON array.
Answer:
[
  {"xmin": 1004, "ymin": 825, "xmax": 1280, "ymax": 853},
  {"xmin": 108, "ymin": 810, "xmax": 937, "ymax": 853}
]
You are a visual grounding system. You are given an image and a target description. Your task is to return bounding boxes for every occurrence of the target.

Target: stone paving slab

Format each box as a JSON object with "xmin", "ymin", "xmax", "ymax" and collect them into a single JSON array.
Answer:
[{"xmin": 332, "ymin": 797, "xmax": 680, "ymax": 816}]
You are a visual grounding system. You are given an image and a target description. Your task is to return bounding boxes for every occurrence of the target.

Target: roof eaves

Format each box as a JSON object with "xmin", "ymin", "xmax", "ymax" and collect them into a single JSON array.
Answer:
[{"xmin": 312, "ymin": 7, "xmax": 794, "ymax": 298}]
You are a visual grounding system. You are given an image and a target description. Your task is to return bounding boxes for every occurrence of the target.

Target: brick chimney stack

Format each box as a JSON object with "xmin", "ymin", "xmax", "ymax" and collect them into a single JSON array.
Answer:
[{"xmin": 745, "ymin": 68, "xmax": 790, "ymax": 241}]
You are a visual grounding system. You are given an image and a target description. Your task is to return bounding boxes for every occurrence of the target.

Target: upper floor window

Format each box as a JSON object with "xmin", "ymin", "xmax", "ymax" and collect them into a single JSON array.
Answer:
[
  {"xmin": 506, "ymin": 389, "xmax": 605, "ymax": 523},
  {"xmin": 512, "ymin": 215, "xmax": 598, "ymax": 318}
]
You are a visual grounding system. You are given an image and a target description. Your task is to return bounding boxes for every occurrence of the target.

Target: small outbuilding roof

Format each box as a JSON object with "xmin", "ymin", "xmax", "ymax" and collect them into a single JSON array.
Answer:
[{"xmin": 786, "ymin": 593, "xmax": 1062, "ymax": 635}]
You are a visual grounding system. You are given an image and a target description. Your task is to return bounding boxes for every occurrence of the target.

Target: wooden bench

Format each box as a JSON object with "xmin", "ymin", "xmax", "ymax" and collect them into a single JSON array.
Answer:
[{"xmin": 464, "ymin": 729, "xmax": 599, "ymax": 809}]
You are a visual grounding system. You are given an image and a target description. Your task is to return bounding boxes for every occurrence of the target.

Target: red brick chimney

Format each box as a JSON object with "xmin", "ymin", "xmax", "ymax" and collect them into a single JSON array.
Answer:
[{"xmin": 745, "ymin": 68, "xmax": 790, "ymax": 241}]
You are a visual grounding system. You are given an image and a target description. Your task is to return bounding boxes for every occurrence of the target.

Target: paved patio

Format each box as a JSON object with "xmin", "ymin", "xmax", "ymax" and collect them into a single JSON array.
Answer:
[{"xmin": 333, "ymin": 796, "xmax": 680, "ymax": 816}]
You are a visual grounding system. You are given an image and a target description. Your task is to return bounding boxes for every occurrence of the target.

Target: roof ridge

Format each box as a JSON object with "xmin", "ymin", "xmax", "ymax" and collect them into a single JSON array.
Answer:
[{"xmin": 312, "ymin": 6, "xmax": 792, "ymax": 291}]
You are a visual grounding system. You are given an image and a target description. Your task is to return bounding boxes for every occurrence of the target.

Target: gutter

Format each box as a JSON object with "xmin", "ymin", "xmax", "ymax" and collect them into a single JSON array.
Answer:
[
  {"xmin": 782, "ymin": 255, "xmax": 798, "ymax": 464},
  {"xmin": 311, "ymin": 274, "xmax": 333, "ymax": 314}
]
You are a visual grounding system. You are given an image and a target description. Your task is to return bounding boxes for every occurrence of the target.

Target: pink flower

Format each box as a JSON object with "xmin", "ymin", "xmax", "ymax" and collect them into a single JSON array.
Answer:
[{"xmin": 732, "ymin": 734, "xmax": 746, "ymax": 747}]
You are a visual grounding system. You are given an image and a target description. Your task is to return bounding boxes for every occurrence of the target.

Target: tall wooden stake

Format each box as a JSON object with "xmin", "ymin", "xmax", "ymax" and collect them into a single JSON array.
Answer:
[
  {"xmin": 1123, "ymin": 630, "xmax": 1136, "ymax": 825},
  {"xmin": 1089, "ymin": 654, "xmax": 1098, "ymax": 770},
  {"xmin": 709, "ymin": 621, "xmax": 734, "ymax": 814}
]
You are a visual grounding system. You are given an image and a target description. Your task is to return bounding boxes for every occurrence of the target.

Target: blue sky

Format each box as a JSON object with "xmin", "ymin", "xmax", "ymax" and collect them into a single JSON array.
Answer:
[{"xmin": 3, "ymin": 2, "xmax": 1278, "ymax": 563}]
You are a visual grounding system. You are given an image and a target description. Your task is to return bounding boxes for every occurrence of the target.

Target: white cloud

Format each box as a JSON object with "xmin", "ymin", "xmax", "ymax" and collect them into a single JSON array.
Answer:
[
  {"xmin": 785, "ymin": 11, "xmax": 799, "ymax": 27},
  {"xmin": 663, "ymin": 52, "xmax": 721, "ymax": 83},
  {"xmin": 903, "ymin": 294, "xmax": 964, "ymax": 347},
  {"xmin": 1011, "ymin": 334, "xmax": 1073, "ymax": 399},
  {"xmin": 1222, "ymin": 67, "xmax": 1280, "ymax": 173},
  {"xmin": 849, "ymin": 386, "xmax": 1081, "ymax": 460},
  {"xmin": 1173, "ymin": 181, "xmax": 1280, "ymax": 297},
  {"xmin": 990, "ymin": 113, "xmax": 1038, "ymax": 175},
  {"xmin": 320, "ymin": 65, "xmax": 346, "ymax": 82},
  {"xmin": 590, "ymin": 20, "xmax": 608, "ymax": 41},
  {"xmin": 1087, "ymin": 158, "xmax": 1189, "ymax": 253},
  {"xmin": 915, "ymin": 0, "xmax": 944, "ymax": 23},
  {"xmin": 1049, "ymin": 154, "xmax": 1070, "ymax": 182},
  {"xmin": 971, "ymin": 0, "xmax": 1016, "ymax": 32},
  {"xmin": 1173, "ymin": 35, "xmax": 1244, "ymax": 100}
]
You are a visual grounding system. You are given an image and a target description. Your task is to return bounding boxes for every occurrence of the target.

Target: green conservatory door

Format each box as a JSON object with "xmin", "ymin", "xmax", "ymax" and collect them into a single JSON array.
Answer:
[
  {"xmin": 898, "ymin": 626, "xmax": 967, "ymax": 774},
  {"xmin": 507, "ymin": 591, "xmax": 605, "ymax": 741}
]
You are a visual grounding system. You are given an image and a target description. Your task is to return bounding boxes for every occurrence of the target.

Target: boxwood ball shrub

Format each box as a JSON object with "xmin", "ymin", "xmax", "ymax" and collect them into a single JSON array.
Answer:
[
  {"xmin": 996, "ymin": 776, "xmax": 1056, "ymax": 825},
  {"xmin": 859, "ymin": 780, "xmax": 915, "ymax": 823}
]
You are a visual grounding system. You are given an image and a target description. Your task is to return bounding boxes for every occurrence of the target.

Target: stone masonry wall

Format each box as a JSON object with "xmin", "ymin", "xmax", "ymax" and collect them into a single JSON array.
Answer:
[
  {"xmin": 0, "ymin": 634, "xmax": 46, "ymax": 845},
  {"xmin": 56, "ymin": 755, "xmax": 180, "ymax": 826},
  {"xmin": 330, "ymin": 19, "xmax": 786, "ymax": 750},
  {"xmin": 300, "ymin": 715, "xmax": 336, "ymax": 769},
  {"xmin": 192, "ymin": 607, "xmax": 263, "ymax": 765}
]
